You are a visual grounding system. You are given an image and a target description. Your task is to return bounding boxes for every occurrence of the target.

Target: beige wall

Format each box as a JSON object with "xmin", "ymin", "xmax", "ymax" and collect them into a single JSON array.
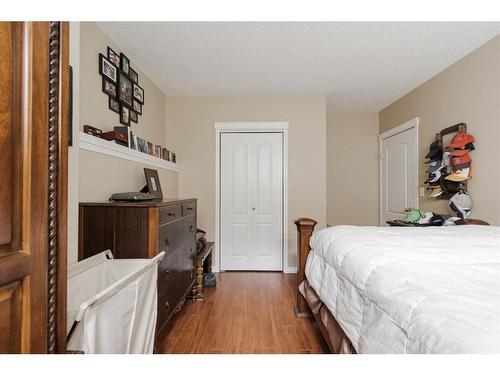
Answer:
[
  {"xmin": 165, "ymin": 96, "xmax": 327, "ymax": 270},
  {"xmin": 380, "ymin": 35, "xmax": 500, "ymax": 225},
  {"xmin": 327, "ymin": 113, "xmax": 379, "ymax": 226},
  {"xmin": 78, "ymin": 22, "xmax": 178, "ymax": 203},
  {"xmin": 79, "ymin": 22, "xmax": 166, "ymax": 141},
  {"xmin": 79, "ymin": 150, "xmax": 178, "ymax": 202},
  {"xmin": 69, "ymin": 22, "xmax": 178, "ymax": 264}
]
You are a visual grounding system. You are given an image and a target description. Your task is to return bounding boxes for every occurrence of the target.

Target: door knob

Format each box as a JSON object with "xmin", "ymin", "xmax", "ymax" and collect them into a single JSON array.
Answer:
[{"xmin": 252, "ymin": 207, "xmax": 256, "ymax": 211}]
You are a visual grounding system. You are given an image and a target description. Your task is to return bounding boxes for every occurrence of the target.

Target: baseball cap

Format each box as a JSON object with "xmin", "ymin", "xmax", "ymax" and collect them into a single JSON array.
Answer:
[
  {"xmin": 447, "ymin": 132, "xmax": 475, "ymax": 149},
  {"xmin": 404, "ymin": 208, "xmax": 424, "ymax": 223},
  {"xmin": 441, "ymin": 179, "xmax": 460, "ymax": 194},
  {"xmin": 445, "ymin": 167, "xmax": 472, "ymax": 182},
  {"xmin": 451, "ymin": 153, "xmax": 472, "ymax": 170},
  {"xmin": 427, "ymin": 169, "xmax": 445, "ymax": 183},
  {"xmin": 426, "ymin": 159, "xmax": 446, "ymax": 173},
  {"xmin": 417, "ymin": 212, "xmax": 434, "ymax": 224},
  {"xmin": 449, "ymin": 191, "xmax": 472, "ymax": 219},
  {"xmin": 425, "ymin": 140, "xmax": 443, "ymax": 160},
  {"xmin": 451, "ymin": 149, "xmax": 469, "ymax": 157},
  {"xmin": 429, "ymin": 214, "xmax": 445, "ymax": 226},
  {"xmin": 442, "ymin": 151, "xmax": 452, "ymax": 166},
  {"xmin": 429, "ymin": 185, "xmax": 444, "ymax": 198}
]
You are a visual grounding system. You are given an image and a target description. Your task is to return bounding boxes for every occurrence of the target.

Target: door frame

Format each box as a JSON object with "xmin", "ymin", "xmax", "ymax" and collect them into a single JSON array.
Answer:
[
  {"xmin": 378, "ymin": 117, "xmax": 419, "ymax": 226},
  {"xmin": 214, "ymin": 122, "xmax": 289, "ymax": 273}
]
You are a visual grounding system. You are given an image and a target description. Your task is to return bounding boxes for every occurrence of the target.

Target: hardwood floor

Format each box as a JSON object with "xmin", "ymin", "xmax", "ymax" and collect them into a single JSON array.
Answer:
[{"xmin": 157, "ymin": 272, "xmax": 329, "ymax": 354}]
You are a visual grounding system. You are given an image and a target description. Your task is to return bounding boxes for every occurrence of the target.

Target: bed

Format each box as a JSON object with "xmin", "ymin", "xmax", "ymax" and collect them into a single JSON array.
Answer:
[{"xmin": 294, "ymin": 219, "xmax": 500, "ymax": 354}]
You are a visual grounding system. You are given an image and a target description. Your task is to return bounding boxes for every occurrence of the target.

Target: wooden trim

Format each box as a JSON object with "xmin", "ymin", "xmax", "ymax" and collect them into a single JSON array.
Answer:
[
  {"xmin": 56, "ymin": 21, "xmax": 69, "ymax": 354},
  {"xmin": 148, "ymin": 207, "xmax": 159, "ymax": 258},
  {"xmin": 214, "ymin": 121, "xmax": 289, "ymax": 131},
  {"xmin": 29, "ymin": 21, "xmax": 50, "ymax": 354},
  {"xmin": 294, "ymin": 217, "xmax": 317, "ymax": 317},
  {"xmin": 378, "ymin": 117, "xmax": 419, "ymax": 141}
]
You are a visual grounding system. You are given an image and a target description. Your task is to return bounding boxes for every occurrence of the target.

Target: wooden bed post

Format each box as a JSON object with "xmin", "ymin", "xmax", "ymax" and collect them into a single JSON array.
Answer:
[{"xmin": 294, "ymin": 218, "xmax": 317, "ymax": 318}]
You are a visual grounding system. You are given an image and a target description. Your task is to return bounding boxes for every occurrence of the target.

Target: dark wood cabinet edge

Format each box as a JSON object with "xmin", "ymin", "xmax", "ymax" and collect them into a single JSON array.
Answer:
[
  {"xmin": 154, "ymin": 279, "xmax": 196, "ymax": 348},
  {"xmin": 79, "ymin": 198, "xmax": 197, "ymax": 208},
  {"xmin": 294, "ymin": 218, "xmax": 317, "ymax": 318}
]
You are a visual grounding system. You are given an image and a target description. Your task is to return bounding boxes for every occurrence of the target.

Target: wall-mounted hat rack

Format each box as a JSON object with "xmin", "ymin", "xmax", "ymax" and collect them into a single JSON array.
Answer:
[
  {"xmin": 435, "ymin": 122, "xmax": 467, "ymax": 142},
  {"xmin": 434, "ymin": 122, "xmax": 468, "ymax": 200}
]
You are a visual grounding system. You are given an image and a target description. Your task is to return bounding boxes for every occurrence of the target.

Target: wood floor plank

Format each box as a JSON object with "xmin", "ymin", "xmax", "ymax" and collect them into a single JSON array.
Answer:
[{"xmin": 158, "ymin": 272, "xmax": 327, "ymax": 354}]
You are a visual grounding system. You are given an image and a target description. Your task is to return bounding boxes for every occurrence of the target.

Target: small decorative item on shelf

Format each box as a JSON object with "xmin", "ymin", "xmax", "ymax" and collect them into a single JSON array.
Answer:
[
  {"xmin": 83, "ymin": 124, "xmax": 102, "ymax": 138},
  {"xmin": 101, "ymin": 127, "xmax": 128, "ymax": 147}
]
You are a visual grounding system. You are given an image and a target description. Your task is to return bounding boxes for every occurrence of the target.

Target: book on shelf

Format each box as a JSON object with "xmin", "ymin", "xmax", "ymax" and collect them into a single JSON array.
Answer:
[{"xmin": 126, "ymin": 132, "xmax": 174, "ymax": 163}]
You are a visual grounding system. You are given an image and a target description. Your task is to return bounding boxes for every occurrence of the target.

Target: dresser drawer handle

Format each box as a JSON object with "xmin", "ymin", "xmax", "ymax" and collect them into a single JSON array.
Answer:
[
  {"xmin": 186, "ymin": 207, "xmax": 193, "ymax": 211},
  {"xmin": 167, "ymin": 212, "xmax": 176, "ymax": 217},
  {"xmin": 189, "ymin": 225, "xmax": 194, "ymax": 233},
  {"xmin": 165, "ymin": 239, "xmax": 170, "ymax": 247},
  {"xmin": 164, "ymin": 301, "xmax": 170, "ymax": 308},
  {"xmin": 165, "ymin": 270, "xmax": 171, "ymax": 275}
]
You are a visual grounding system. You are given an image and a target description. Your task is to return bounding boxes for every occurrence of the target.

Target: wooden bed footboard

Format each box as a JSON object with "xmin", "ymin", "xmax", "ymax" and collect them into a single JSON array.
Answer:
[{"xmin": 294, "ymin": 218, "xmax": 318, "ymax": 317}]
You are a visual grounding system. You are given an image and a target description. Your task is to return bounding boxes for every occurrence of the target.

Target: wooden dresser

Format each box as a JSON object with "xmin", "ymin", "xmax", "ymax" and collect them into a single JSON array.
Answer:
[{"xmin": 78, "ymin": 198, "xmax": 197, "ymax": 345}]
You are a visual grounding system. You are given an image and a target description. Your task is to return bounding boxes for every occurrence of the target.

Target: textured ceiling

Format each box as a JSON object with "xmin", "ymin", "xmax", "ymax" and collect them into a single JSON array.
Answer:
[{"xmin": 97, "ymin": 22, "xmax": 500, "ymax": 111}]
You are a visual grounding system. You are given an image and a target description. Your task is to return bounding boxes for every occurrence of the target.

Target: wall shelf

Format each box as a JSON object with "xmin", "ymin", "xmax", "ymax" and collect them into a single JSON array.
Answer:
[{"xmin": 79, "ymin": 131, "xmax": 180, "ymax": 172}]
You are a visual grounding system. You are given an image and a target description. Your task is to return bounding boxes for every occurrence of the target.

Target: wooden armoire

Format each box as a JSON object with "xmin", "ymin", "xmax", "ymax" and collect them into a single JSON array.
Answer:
[{"xmin": 0, "ymin": 22, "xmax": 68, "ymax": 353}]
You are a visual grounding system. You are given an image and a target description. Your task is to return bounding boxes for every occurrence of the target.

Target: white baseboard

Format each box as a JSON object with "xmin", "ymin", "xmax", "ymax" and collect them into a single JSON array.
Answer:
[{"xmin": 283, "ymin": 266, "xmax": 297, "ymax": 274}]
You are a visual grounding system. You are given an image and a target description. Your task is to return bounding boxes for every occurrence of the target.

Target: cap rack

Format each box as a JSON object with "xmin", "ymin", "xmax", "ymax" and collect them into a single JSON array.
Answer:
[
  {"xmin": 435, "ymin": 122, "xmax": 467, "ymax": 142},
  {"xmin": 433, "ymin": 122, "xmax": 468, "ymax": 200}
]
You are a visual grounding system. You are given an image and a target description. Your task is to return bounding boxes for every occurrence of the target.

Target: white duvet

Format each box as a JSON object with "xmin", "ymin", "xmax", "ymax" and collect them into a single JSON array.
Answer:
[{"xmin": 305, "ymin": 225, "xmax": 500, "ymax": 354}]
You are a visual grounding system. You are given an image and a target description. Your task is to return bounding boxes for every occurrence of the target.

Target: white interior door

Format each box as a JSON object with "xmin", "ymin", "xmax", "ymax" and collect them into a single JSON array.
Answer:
[
  {"xmin": 220, "ymin": 132, "xmax": 283, "ymax": 271},
  {"xmin": 380, "ymin": 125, "xmax": 418, "ymax": 225}
]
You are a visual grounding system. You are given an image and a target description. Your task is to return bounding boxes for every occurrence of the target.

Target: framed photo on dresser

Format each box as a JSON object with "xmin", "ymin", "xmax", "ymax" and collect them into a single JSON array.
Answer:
[{"xmin": 144, "ymin": 168, "xmax": 163, "ymax": 198}]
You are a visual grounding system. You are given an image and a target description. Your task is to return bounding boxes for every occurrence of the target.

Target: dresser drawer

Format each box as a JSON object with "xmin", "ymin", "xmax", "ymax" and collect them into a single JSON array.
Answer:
[
  {"xmin": 157, "ymin": 276, "xmax": 190, "ymax": 328},
  {"xmin": 182, "ymin": 201, "xmax": 196, "ymax": 216},
  {"xmin": 159, "ymin": 205, "xmax": 181, "ymax": 224}
]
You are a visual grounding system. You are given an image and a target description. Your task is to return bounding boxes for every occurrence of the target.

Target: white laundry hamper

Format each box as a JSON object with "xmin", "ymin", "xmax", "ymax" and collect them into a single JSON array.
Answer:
[{"xmin": 66, "ymin": 250, "xmax": 165, "ymax": 354}]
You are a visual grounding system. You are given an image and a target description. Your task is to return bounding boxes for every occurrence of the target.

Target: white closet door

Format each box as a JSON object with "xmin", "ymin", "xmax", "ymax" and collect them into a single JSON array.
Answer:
[
  {"xmin": 381, "ymin": 126, "xmax": 418, "ymax": 224},
  {"xmin": 220, "ymin": 133, "xmax": 283, "ymax": 271}
]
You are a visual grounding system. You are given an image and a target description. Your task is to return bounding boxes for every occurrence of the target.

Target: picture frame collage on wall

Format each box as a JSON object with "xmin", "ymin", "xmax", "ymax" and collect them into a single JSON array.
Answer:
[{"xmin": 99, "ymin": 46, "xmax": 144, "ymax": 126}]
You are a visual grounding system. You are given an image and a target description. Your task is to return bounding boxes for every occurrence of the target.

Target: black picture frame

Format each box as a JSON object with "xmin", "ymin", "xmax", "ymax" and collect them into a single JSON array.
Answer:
[
  {"xmin": 98, "ymin": 53, "xmax": 117, "ymax": 83},
  {"xmin": 129, "ymin": 68, "xmax": 138, "ymax": 84},
  {"xmin": 107, "ymin": 47, "xmax": 120, "ymax": 68},
  {"xmin": 118, "ymin": 71, "xmax": 133, "ymax": 108},
  {"xmin": 144, "ymin": 168, "xmax": 163, "ymax": 199},
  {"xmin": 120, "ymin": 53, "xmax": 130, "ymax": 75},
  {"xmin": 120, "ymin": 104, "xmax": 130, "ymax": 126},
  {"xmin": 102, "ymin": 79, "xmax": 117, "ymax": 97},
  {"xmin": 133, "ymin": 83, "xmax": 144, "ymax": 104},
  {"xmin": 130, "ymin": 110, "xmax": 138, "ymax": 123},
  {"xmin": 133, "ymin": 100, "xmax": 142, "ymax": 115},
  {"xmin": 109, "ymin": 97, "xmax": 120, "ymax": 113}
]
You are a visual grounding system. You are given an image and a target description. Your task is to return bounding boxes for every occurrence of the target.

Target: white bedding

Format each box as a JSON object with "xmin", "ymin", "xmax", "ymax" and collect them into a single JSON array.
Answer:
[{"xmin": 305, "ymin": 225, "xmax": 500, "ymax": 353}]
